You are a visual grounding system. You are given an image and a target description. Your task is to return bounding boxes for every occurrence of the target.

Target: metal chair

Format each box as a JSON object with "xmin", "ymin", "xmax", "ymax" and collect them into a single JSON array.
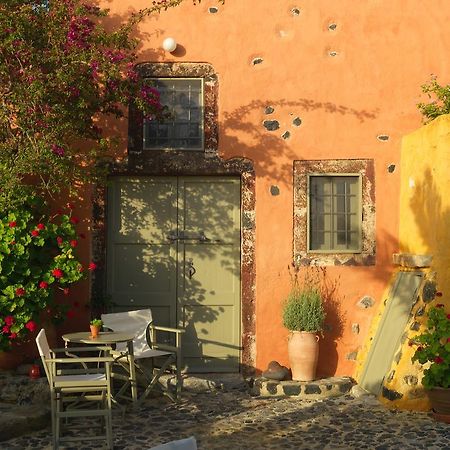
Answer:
[
  {"xmin": 101, "ymin": 308, "xmax": 185, "ymax": 403},
  {"xmin": 36, "ymin": 328, "xmax": 114, "ymax": 449}
]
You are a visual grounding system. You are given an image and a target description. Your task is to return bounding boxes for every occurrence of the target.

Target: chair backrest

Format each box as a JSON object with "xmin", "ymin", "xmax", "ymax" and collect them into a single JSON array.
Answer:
[
  {"xmin": 36, "ymin": 328, "xmax": 51, "ymax": 382},
  {"xmin": 101, "ymin": 309, "xmax": 153, "ymax": 356}
]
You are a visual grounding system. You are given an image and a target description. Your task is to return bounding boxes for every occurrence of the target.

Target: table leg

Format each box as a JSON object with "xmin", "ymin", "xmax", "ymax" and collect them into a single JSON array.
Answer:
[{"xmin": 127, "ymin": 341, "xmax": 138, "ymax": 403}]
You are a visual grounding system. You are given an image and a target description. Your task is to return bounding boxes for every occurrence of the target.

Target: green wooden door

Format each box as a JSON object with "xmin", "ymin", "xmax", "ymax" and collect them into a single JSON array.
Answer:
[{"xmin": 107, "ymin": 176, "xmax": 241, "ymax": 372}]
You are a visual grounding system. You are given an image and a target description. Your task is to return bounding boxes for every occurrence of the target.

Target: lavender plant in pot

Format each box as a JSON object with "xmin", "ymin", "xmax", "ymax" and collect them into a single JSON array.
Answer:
[{"xmin": 282, "ymin": 266, "xmax": 326, "ymax": 381}]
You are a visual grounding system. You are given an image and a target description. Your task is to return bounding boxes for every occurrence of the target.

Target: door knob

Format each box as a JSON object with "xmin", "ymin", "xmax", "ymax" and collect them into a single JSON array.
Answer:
[{"xmin": 187, "ymin": 259, "xmax": 196, "ymax": 279}]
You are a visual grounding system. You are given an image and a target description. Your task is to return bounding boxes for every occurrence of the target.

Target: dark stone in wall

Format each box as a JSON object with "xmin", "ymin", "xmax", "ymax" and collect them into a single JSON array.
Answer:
[
  {"xmin": 292, "ymin": 117, "xmax": 302, "ymax": 126},
  {"xmin": 265, "ymin": 106, "xmax": 274, "ymax": 114},
  {"xmin": 209, "ymin": 7, "xmax": 218, "ymax": 13},
  {"xmin": 304, "ymin": 384, "xmax": 321, "ymax": 394},
  {"xmin": 382, "ymin": 387, "xmax": 403, "ymax": 401},
  {"xmin": 328, "ymin": 23, "xmax": 337, "ymax": 31},
  {"xmin": 266, "ymin": 382, "xmax": 278, "ymax": 395},
  {"xmin": 410, "ymin": 321, "xmax": 420, "ymax": 331},
  {"xmin": 270, "ymin": 185, "xmax": 280, "ymax": 196},
  {"xmin": 283, "ymin": 384, "xmax": 301, "ymax": 396},
  {"xmin": 387, "ymin": 164, "xmax": 396, "ymax": 173},
  {"xmin": 377, "ymin": 135, "xmax": 390, "ymax": 141},
  {"xmin": 281, "ymin": 131, "xmax": 290, "ymax": 140},
  {"xmin": 263, "ymin": 120, "xmax": 280, "ymax": 131},
  {"xmin": 415, "ymin": 306, "xmax": 425, "ymax": 317},
  {"xmin": 423, "ymin": 281, "xmax": 437, "ymax": 302},
  {"xmin": 252, "ymin": 57, "xmax": 263, "ymax": 65}
]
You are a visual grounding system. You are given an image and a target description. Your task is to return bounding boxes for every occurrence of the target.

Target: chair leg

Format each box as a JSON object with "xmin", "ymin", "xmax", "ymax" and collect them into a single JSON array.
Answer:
[
  {"xmin": 55, "ymin": 392, "xmax": 61, "ymax": 450},
  {"xmin": 138, "ymin": 355, "xmax": 176, "ymax": 404}
]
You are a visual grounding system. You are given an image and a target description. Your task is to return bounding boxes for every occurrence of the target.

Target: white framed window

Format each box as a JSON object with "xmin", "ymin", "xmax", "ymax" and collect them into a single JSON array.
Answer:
[
  {"xmin": 143, "ymin": 78, "xmax": 203, "ymax": 150},
  {"xmin": 308, "ymin": 174, "xmax": 362, "ymax": 252}
]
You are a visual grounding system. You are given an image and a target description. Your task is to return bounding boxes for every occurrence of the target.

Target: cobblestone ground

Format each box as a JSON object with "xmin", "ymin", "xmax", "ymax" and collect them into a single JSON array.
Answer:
[{"xmin": 2, "ymin": 387, "xmax": 450, "ymax": 450}]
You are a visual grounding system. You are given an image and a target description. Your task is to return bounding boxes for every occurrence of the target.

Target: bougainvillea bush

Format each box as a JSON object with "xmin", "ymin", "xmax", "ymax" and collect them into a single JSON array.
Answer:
[
  {"xmin": 0, "ymin": 0, "xmax": 190, "ymax": 210},
  {"xmin": 0, "ymin": 197, "xmax": 95, "ymax": 351},
  {"xmin": 411, "ymin": 304, "xmax": 450, "ymax": 389}
]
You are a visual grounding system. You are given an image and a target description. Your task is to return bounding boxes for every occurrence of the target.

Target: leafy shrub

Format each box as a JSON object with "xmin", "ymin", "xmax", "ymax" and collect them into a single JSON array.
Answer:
[
  {"xmin": 0, "ymin": 197, "xmax": 93, "ymax": 351},
  {"xmin": 418, "ymin": 78, "xmax": 450, "ymax": 122},
  {"xmin": 411, "ymin": 304, "xmax": 450, "ymax": 389}
]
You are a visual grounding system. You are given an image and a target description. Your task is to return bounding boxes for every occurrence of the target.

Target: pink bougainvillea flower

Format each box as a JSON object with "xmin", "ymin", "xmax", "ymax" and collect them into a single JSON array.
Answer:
[
  {"xmin": 15, "ymin": 287, "xmax": 25, "ymax": 297},
  {"xmin": 2, "ymin": 325, "xmax": 10, "ymax": 334},
  {"xmin": 70, "ymin": 216, "xmax": 79, "ymax": 224},
  {"xmin": 31, "ymin": 230, "xmax": 39, "ymax": 237},
  {"xmin": 436, "ymin": 292, "xmax": 443, "ymax": 297},
  {"xmin": 56, "ymin": 236, "xmax": 63, "ymax": 245},
  {"xmin": 4, "ymin": 316, "xmax": 14, "ymax": 326},
  {"xmin": 39, "ymin": 281, "xmax": 48, "ymax": 289},
  {"xmin": 8, "ymin": 221, "xmax": 16, "ymax": 227},
  {"xmin": 9, "ymin": 332, "xmax": 17, "ymax": 339},
  {"xmin": 25, "ymin": 320, "xmax": 37, "ymax": 332},
  {"xmin": 436, "ymin": 304, "xmax": 445, "ymax": 308},
  {"xmin": 70, "ymin": 239, "xmax": 78, "ymax": 248},
  {"xmin": 37, "ymin": 223, "xmax": 45, "ymax": 230},
  {"xmin": 67, "ymin": 310, "xmax": 76, "ymax": 319},
  {"xmin": 51, "ymin": 144, "xmax": 65, "ymax": 157},
  {"xmin": 52, "ymin": 268, "xmax": 64, "ymax": 278},
  {"xmin": 435, "ymin": 356, "xmax": 444, "ymax": 364},
  {"xmin": 88, "ymin": 262, "xmax": 97, "ymax": 271},
  {"xmin": 63, "ymin": 288, "xmax": 70, "ymax": 295}
]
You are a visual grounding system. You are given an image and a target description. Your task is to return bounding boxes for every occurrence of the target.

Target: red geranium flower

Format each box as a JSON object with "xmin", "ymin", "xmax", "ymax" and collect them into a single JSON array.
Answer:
[
  {"xmin": 39, "ymin": 281, "xmax": 48, "ymax": 289},
  {"xmin": 63, "ymin": 288, "xmax": 70, "ymax": 295},
  {"xmin": 70, "ymin": 239, "xmax": 78, "ymax": 248},
  {"xmin": 447, "ymin": 314, "xmax": 450, "ymax": 320},
  {"xmin": 37, "ymin": 223, "xmax": 45, "ymax": 230},
  {"xmin": 56, "ymin": 236, "xmax": 63, "ymax": 245},
  {"xmin": 15, "ymin": 287, "xmax": 25, "ymax": 296},
  {"xmin": 52, "ymin": 268, "xmax": 64, "ymax": 278},
  {"xmin": 9, "ymin": 332, "xmax": 17, "ymax": 339},
  {"xmin": 447, "ymin": 337, "xmax": 450, "ymax": 343},
  {"xmin": 88, "ymin": 262, "xmax": 97, "ymax": 271},
  {"xmin": 31, "ymin": 230, "xmax": 39, "ymax": 237},
  {"xmin": 68, "ymin": 203, "xmax": 75, "ymax": 210},
  {"xmin": 2, "ymin": 325, "xmax": 9, "ymax": 334},
  {"xmin": 70, "ymin": 216, "xmax": 79, "ymax": 224},
  {"xmin": 8, "ymin": 221, "xmax": 16, "ymax": 227},
  {"xmin": 436, "ymin": 304, "xmax": 445, "ymax": 308},
  {"xmin": 417, "ymin": 346, "xmax": 423, "ymax": 352},
  {"xmin": 4, "ymin": 316, "xmax": 14, "ymax": 326},
  {"xmin": 435, "ymin": 356, "xmax": 444, "ymax": 364},
  {"xmin": 436, "ymin": 292, "xmax": 443, "ymax": 297},
  {"xmin": 25, "ymin": 320, "xmax": 37, "ymax": 332}
]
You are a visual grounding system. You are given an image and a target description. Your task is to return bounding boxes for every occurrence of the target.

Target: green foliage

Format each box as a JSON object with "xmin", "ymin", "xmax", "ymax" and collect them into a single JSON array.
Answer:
[
  {"xmin": 418, "ymin": 78, "xmax": 450, "ymax": 122},
  {"xmin": 0, "ymin": 197, "xmax": 89, "ymax": 351},
  {"xmin": 282, "ymin": 265, "xmax": 326, "ymax": 333},
  {"xmin": 0, "ymin": 0, "xmax": 187, "ymax": 208},
  {"xmin": 90, "ymin": 318, "xmax": 103, "ymax": 327},
  {"xmin": 411, "ymin": 304, "xmax": 450, "ymax": 389}
]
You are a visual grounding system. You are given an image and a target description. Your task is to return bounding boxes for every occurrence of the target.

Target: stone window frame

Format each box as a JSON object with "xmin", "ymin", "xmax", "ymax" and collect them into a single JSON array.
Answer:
[
  {"xmin": 129, "ymin": 62, "xmax": 218, "ymax": 156},
  {"xmin": 294, "ymin": 159, "xmax": 375, "ymax": 266}
]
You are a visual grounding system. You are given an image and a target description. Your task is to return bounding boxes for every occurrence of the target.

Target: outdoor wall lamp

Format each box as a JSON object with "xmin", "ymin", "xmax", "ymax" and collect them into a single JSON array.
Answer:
[{"xmin": 162, "ymin": 37, "xmax": 177, "ymax": 53}]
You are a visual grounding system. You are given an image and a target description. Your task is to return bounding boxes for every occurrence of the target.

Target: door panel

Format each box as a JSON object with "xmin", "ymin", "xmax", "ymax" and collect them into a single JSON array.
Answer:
[
  {"xmin": 107, "ymin": 176, "xmax": 241, "ymax": 372},
  {"xmin": 107, "ymin": 177, "xmax": 178, "ymax": 326}
]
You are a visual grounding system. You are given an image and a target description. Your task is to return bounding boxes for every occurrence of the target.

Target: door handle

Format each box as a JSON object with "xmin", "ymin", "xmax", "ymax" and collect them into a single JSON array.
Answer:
[{"xmin": 187, "ymin": 259, "xmax": 196, "ymax": 279}]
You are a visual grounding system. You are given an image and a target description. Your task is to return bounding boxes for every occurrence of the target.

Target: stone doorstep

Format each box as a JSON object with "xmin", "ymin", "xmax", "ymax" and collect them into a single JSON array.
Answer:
[{"xmin": 251, "ymin": 376, "xmax": 355, "ymax": 399}]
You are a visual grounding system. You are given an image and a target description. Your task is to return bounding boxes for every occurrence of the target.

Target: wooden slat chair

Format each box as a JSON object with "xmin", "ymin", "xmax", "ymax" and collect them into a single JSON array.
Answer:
[
  {"xmin": 36, "ymin": 329, "xmax": 114, "ymax": 449},
  {"xmin": 101, "ymin": 309, "xmax": 185, "ymax": 403}
]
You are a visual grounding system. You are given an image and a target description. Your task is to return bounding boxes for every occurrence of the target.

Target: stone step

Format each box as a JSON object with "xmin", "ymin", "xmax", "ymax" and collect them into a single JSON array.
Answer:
[{"xmin": 251, "ymin": 376, "xmax": 355, "ymax": 399}]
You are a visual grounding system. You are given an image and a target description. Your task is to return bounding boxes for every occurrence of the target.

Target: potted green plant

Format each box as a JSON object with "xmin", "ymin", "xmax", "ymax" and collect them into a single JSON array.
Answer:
[
  {"xmin": 282, "ymin": 265, "xmax": 326, "ymax": 381},
  {"xmin": 90, "ymin": 319, "xmax": 103, "ymax": 339},
  {"xmin": 411, "ymin": 303, "xmax": 450, "ymax": 422}
]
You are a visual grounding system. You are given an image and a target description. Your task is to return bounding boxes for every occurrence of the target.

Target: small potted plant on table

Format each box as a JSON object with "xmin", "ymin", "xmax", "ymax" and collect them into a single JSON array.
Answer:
[
  {"xmin": 90, "ymin": 318, "xmax": 103, "ymax": 339},
  {"xmin": 282, "ymin": 265, "xmax": 326, "ymax": 381},
  {"xmin": 411, "ymin": 303, "xmax": 450, "ymax": 422}
]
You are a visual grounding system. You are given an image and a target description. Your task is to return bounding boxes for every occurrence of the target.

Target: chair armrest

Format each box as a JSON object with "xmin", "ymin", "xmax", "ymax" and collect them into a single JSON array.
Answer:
[
  {"xmin": 46, "ymin": 357, "xmax": 114, "ymax": 364},
  {"xmin": 151, "ymin": 325, "xmax": 185, "ymax": 334},
  {"xmin": 52, "ymin": 346, "xmax": 113, "ymax": 353}
]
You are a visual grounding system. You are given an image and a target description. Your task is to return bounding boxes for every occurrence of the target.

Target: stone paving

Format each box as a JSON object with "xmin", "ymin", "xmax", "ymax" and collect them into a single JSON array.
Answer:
[{"xmin": 1, "ymin": 374, "xmax": 450, "ymax": 450}]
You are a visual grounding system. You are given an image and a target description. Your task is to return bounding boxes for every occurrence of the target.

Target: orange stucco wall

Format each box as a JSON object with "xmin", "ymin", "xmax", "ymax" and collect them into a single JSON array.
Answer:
[{"xmin": 62, "ymin": 1, "xmax": 450, "ymax": 378}]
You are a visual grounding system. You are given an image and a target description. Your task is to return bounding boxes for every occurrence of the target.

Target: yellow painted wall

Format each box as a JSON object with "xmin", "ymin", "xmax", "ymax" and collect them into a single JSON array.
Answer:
[{"xmin": 356, "ymin": 115, "xmax": 450, "ymax": 410}]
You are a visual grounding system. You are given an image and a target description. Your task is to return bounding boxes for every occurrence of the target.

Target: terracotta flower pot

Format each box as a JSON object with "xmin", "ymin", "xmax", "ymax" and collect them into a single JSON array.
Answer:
[
  {"xmin": 287, "ymin": 331, "xmax": 319, "ymax": 381},
  {"xmin": 90, "ymin": 325, "xmax": 100, "ymax": 339},
  {"xmin": 428, "ymin": 387, "xmax": 450, "ymax": 423}
]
